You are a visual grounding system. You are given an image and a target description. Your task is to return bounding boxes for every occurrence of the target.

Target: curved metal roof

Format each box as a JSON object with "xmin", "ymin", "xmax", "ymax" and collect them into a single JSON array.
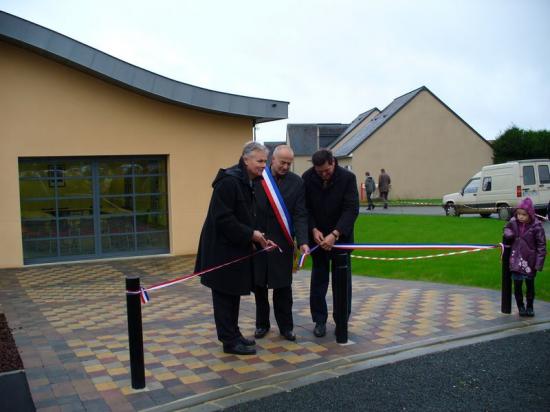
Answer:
[{"xmin": 0, "ymin": 11, "xmax": 288, "ymax": 123}]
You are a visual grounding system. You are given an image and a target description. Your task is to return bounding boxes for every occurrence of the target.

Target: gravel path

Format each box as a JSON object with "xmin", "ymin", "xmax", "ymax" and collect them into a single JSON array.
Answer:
[{"xmin": 227, "ymin": 329, "xmax": 550, "ymax": 412}]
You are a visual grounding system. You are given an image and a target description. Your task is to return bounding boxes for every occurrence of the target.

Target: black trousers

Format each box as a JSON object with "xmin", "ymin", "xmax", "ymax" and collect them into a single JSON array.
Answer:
[
  {"xmin": 514, "ymin": 278, "xmax": 535, "ymax": 308},
  {"xmin": 211, "ymin": 289, "xmax": 242, "ymax": 345},
  {"xmin": 310, "ymin": 250, "xmax": 352, "ymax": 325},
  {"xmin": 380, "ymin": 191, "xmax": 389, "ymax": 206},
  {"xmin": 366, "ymin": 192, "xmax": 374, "ymax": 208},
  {"xmin": 254, "ymin": 285, "xmax": 293, "ymax": 333}
]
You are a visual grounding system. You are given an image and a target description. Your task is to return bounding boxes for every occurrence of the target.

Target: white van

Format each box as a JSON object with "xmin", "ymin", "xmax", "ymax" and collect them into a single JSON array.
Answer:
[{"xmin": 442, "ymin": 159, "xmax": 550, "ymax": 219}]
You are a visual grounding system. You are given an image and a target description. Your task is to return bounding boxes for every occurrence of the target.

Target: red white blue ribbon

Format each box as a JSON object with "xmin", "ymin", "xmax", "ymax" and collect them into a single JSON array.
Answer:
[
  {"xmin": 261, "ymin": 167, "xmax": 294, "ymax": 246},
  {"xmin": 298, "ymin": 243, "xmax": 501, "ymax": 268},
  {"xmin": 330, "ymin": 243, "xmax": 498, "ymax": 250},
  {"xmin": 139, "ymin": 287, "xmax": 150, "ymax": 304},
  {"xmin": 127, "ymin": 244, "xmax": 280, "ymax": 304}
]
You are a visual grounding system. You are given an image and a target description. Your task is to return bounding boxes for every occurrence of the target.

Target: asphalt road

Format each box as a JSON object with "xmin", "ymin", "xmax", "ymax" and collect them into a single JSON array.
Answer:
[{"xmin": 226, "ymin": 329, "xmax": 550, "ymax": 412}]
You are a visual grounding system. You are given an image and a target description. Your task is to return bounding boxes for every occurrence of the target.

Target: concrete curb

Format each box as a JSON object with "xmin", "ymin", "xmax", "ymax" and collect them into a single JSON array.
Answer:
[{"xmin": 0, "ymin": 369, "xmax": 35, "ymax": 411}]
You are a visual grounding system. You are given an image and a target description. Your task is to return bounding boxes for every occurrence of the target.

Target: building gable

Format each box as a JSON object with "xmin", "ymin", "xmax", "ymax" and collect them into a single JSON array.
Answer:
[
  {"xmin": 334, "ymin": 86, "xmax": 490, "ymax": 157},
  {"xmin": 350, "ymin": 89, "xmax": 493, "ymax": 198}
]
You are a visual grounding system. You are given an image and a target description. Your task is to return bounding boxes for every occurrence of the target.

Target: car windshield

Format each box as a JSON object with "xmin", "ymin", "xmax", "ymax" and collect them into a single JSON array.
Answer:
[{"xmin": 463, "ymin": 178, "xmax": 480, "ymax": 194}]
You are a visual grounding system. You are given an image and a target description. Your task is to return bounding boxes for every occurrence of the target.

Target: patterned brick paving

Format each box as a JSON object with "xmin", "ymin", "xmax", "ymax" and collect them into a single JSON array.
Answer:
[{"xmin": 0, "ymin": 255, "xmax": 548, "ymax": 411}]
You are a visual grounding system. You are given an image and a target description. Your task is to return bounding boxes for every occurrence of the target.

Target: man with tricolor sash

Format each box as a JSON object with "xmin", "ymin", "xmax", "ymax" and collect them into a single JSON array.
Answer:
[
  {"xmin": 302, "ymin": 149, "xmax": 359, "ymax": 342},
  {"xmin": 253, "ymin": 145, "xmax": 309, "ymax": 341}
]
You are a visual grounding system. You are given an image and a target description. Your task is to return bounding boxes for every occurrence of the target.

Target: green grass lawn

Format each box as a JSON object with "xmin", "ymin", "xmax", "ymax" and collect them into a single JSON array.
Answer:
[{"xmin": 306, "ymin": 215, "xmax": 550, "ymax": 302}]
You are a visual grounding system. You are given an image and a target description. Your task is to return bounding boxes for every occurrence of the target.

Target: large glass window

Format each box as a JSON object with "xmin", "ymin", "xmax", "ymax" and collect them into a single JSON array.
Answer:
[{"xmin": 19, "ymin": 156, "xmax": 169, "ymax": 264}]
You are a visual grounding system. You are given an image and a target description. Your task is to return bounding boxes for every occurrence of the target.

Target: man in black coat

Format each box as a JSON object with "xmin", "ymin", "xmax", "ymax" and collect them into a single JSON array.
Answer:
[
  {"xmin": 195, "ymin": 141, "xmax": 273, "ymax": 355},
  {"xmin": 302, "ymin": 149, "xmax": 359, "ymax": 341},
  {"xmin": 253, "ymin": 145, "xmax": 309, "ymax": 341}
]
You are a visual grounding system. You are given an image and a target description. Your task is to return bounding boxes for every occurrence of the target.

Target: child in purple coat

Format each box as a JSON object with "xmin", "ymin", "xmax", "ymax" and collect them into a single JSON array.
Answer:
[{"xmin": 503, "ymin": 197, "xmax": 546, "ymax": 317}]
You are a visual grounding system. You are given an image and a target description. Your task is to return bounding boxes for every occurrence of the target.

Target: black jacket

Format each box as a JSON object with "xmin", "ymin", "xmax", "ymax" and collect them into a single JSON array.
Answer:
[
  {"xmin": 302, "ymin": 164, "xmax": 359, "ymax": 245},
  {"xmin": 253, "ymin": 171, "xmax": 308, "ymax": 289},
  {"xmin": 195, "ymin": 161, "xmax": 257, "ymax": 295}
]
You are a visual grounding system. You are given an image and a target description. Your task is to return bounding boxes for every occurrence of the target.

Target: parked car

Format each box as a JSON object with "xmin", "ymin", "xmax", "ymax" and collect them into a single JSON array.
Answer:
[{"xmin": 442, "ymin": 159, "xmax": 550, "ymax": 219}]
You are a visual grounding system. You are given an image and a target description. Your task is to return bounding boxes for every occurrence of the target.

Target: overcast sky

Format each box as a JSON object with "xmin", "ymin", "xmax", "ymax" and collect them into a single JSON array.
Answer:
[{"xmin": 2, "ymin": 0, "xmax": 549, "ymax": 142}]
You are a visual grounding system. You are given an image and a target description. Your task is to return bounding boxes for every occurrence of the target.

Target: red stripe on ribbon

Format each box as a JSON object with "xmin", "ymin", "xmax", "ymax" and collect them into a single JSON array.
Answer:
[{"xmin": 128, "ymin": 244, "xmax": 280, "ymax": 303}]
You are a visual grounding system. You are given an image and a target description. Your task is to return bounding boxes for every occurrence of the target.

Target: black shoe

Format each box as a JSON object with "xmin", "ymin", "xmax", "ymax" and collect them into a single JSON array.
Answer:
[
  {"xmin": 518, "ymin": 305, "xmax": 527, "ymax": 317},
  {"xmin": 254, "ymin": 327, "xmax": 270, "ymax": 339},
  {"xmin": 223, "ymin": 342, "xmax": 257, "ymax": 355},
  {"xmin": 313, "ymin": 322, "xmax": 326, "ymax": 337},
  {"xmin": 526, "ymin": 307, "xmax": 535, "ymax": 317},
  {"xmin": 281, "ymin": 330, "xmax": 296, "ymax": 341},
  {"xmin": 383, "ymin": 204, "xmax": 388, "ymax": 209},
  {"xmin": 239, "ymin": 336, "xmax": 256, "ymax": 346}
]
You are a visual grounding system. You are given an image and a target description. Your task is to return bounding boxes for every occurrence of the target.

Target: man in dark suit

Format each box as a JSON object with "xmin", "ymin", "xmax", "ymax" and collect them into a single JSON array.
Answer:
[
  {"xmin": 195, "ymin": 141, "xmax": 274, "ymax": 355},
  {"xmin": 302, "ymin": 149, "xmax": 359, "ymax": 341},
  {"xmin": 253, "ymin": 145, "xmax": 309, "ymax": 341}
]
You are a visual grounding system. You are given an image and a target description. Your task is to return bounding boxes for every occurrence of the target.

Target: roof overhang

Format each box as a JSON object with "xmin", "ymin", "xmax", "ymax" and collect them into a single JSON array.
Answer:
[{"xmin": 0, "ymin": 11, "xmax": 288, "ymax": 123}]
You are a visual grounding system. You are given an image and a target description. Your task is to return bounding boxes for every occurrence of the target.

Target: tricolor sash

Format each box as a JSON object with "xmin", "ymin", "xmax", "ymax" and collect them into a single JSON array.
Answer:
[{"xmin": 261, "ymin": 167, "xmax": 294, "ymax": 246}]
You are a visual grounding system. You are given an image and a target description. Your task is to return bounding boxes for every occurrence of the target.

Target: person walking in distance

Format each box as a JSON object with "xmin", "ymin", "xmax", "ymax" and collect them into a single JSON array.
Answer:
[
  {"xmin": 253, "ymin": 145, "xmax": 309, "ymax": 341},
  {"xmin": 365, "ymin": 171, "xmax": 376, "ymax": 210},
  {"xmin": 378, "ymin": 168, "xmax": 391, "ymax": 209}
]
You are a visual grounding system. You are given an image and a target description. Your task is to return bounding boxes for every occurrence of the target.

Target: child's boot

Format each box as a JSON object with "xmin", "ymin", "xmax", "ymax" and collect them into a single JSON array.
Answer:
[
  {"xmin": 526, "ymin": 299, "xmax": 535, "ymax": 317},
  {"xmin": 515, "ymin": 294, "xmax": 527, "ymax": 316}
]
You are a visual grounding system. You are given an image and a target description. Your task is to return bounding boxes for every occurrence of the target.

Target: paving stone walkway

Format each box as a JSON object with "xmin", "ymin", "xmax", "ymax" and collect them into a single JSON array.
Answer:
[{"xmin": 0, "ymin": 255, "xmax": 549, "ymax": 411}]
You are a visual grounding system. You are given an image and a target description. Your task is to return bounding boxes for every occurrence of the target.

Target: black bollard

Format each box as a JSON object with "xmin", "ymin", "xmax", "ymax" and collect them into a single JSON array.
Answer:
[
  {"xmin": 126, "ymin": 276, "xmax": 145, "ymax": 389},
  {"xmin": 501, "ymin": 245, "xmax": 512, "ymax": 314},
  {"xmin": 334, "ymin": 252, "xmax": 350, "ymax": 343}
]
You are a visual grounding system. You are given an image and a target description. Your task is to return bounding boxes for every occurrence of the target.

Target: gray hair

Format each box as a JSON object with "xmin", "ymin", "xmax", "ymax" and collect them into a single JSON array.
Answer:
[
  {"xmin": 273, "ymin": 144, "xmax": 294, "ymax": 157},
  {"xmin": 242, "ymin": 141, "xmax": 269, "ymax": 158}
]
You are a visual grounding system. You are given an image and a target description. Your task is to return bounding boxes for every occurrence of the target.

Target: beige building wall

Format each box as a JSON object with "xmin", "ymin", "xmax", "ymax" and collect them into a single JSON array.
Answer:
[
  {"xmin": 337, "ymin": 157, "xmax": 352, "ymax": 170},
  {"xmin": 291, "ymin": 156, "xmax": 312, "ymax": 176},
  {"xmin": 350, "ymin": 90, "xmax": 493, "ymax": 199},
  {"xmin": 0, "ymin": 41, "xmax": 253, "ymax": 267}
]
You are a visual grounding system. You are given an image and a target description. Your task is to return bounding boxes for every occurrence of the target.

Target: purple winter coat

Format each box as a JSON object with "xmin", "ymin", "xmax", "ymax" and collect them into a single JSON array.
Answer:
[{"xmin": 503, "ymin": 198, "xmax": 546, "ymax": 277}]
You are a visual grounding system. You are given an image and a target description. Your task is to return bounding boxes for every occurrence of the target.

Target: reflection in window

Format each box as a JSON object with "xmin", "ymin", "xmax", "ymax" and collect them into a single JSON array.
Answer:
[
  {"xmin": 48, "ymin": 164, "xmax": 65, "ymax": 187},
  {"xmin": 463, "ymin": 178, "xmax": 480, "ymax": 194},
  {"xmin": 482, "ymin": 177, "xmax": 492, "ymax": 191},
  {"xmin": 539, "ymin": 165, "xmax": 550, "ymax": 184},
  {"xmin": 523, "ymin": 166, "xmax": 535, "ymax": 185}
]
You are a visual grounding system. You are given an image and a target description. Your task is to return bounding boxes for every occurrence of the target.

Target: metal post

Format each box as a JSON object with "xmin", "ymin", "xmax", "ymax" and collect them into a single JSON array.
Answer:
[
  {"xmin": 334, "ymin": 253, "xmax": 350, "ymax": 343},
  {"xmin": 501, "ymin": 244, "xmax": 512, "ymax": 314},
  {"xmin": 126, "ymin": 276, "xmax": 145, "ymax": 389}
]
